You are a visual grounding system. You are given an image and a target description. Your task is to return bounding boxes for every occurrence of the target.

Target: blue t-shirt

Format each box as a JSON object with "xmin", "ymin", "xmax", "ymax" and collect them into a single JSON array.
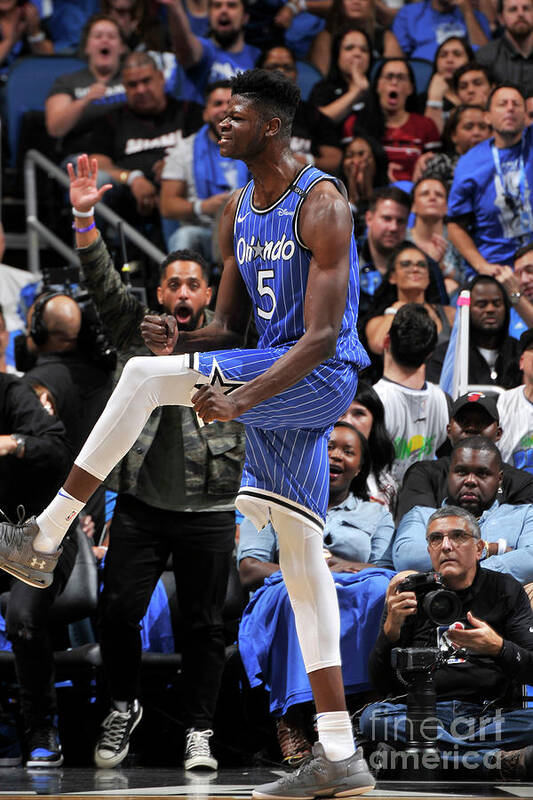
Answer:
[
  {"xmin": 392, "ymin": 0, "xmax": 490, "ymax": 60},
  {"xmin": 181, "ymin": 37, "xmax": 260, "ymax": 103},
  {"xmin": 509, "ymin": 306, "xmax": 529, "ymax": 340},
  {"xmin": 448, "ymin": 127, "xmax": 533, "ymax": 267}
]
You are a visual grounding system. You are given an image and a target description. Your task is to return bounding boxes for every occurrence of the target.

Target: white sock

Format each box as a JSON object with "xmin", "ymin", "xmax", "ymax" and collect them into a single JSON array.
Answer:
[
  {"xmin": 35, "ymin": 488, "xmax": 85, "ymax": 553},
  {"xmin": 316, "ymin": 711, "xmax": 355, "ymax": 761}
]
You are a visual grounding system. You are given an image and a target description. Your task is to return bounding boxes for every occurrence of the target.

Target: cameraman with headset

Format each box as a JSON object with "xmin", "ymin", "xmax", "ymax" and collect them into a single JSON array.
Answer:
[
  {"xmin": 3, "ymin": 291, "xmax": 114, "ymax": 768},
  {"xmin": 359, "ymin": 505, "xmax": 533, "ymax": 780}
]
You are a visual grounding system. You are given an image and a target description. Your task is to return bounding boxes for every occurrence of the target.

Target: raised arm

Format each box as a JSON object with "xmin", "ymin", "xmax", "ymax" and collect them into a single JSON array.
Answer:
[
  {"xmin": 190, "ymin": 181, "xmax": 353, "ymax": 423},
  {"xmin": 157, "ymin": 0, "xmax": 204, "ymax": 69}
]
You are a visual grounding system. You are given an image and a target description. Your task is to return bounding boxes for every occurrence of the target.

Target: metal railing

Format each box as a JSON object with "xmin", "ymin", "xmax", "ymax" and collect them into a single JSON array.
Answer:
[{"xmin": 24, "ymin": 149, "xmax": 166, "ymax": 274}]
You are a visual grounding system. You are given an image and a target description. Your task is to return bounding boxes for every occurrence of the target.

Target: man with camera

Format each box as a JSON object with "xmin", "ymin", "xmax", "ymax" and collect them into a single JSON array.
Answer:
[
  {"xmin": 394, "ymin": 435, "xmax": 533, "ymax": 585},
  {"xmin": 359, "ymin": 504, "xmax": 533, "ymax": 780}
]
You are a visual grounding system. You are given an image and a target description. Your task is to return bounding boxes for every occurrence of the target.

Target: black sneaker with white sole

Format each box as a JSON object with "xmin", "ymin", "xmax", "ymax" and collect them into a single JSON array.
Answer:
[
  {"xmin": 184, "ymin": 728, "xmax": 218, "ymax": 771},
  {"xmin": 25, "ymin": 724, "xmax": 63, "ymax": 768},
  {"xmin": 94, "ymin": 700, "xmax": 142, "ymax": 769}
]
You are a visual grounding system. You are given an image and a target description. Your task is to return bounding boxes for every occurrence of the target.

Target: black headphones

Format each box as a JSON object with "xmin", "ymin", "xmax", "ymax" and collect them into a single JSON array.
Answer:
[{"xmin": 30, "ymin": 291, "xmax": 67, "ymax": 346}]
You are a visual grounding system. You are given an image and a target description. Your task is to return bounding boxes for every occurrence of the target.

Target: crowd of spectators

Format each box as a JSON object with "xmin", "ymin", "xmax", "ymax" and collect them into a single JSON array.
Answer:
[{"xmin": 2, "ymin": 0, "xmax": 533, "ymax": 784}]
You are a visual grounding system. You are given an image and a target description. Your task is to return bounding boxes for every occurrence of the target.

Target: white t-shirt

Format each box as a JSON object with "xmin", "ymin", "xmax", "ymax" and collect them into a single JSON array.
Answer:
[
  {"xmin": 374, "ymin": 377, "xmax": 449, "ymax": 484},
  {"xmin": 161, "ymin": 133, "xmax": 212, "ymax": 226},
  {"xmin": 497, "ymin": 385, "xmax": 533, "ymax": 470}
]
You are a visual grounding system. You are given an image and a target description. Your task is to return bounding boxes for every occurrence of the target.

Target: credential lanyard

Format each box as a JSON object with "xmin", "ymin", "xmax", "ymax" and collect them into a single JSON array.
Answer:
[{"xmin": 491, "ymin": 137, "xmax": 527, "ymax": 209}]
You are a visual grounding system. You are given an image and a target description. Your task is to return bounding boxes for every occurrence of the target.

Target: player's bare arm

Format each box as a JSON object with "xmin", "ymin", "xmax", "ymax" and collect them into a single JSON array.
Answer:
[
  {"xmin": 141, "ymin": 190, "xmax": 252, "ymax": 355},
  {"xmin": 191, "ymin": 180, "xmax": 353, "ymax": 423}
]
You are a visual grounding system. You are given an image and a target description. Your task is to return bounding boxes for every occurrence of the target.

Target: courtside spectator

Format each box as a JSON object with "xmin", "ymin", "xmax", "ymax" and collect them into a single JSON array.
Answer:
[
  {"xmin": 422, "ymin": 36, "xmax": 473, "ymax": 133},
  {"xmin": 452, "ymin": 61, "xmax": 494, "ymax": 106},
  {"xmin": 397, "ymin": 391, "xmax": 533, "ymax": 520}
]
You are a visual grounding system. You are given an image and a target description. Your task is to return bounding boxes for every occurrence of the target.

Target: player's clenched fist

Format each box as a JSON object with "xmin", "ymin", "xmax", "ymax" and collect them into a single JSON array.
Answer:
[{"xmin": 141, "ymin": 314, "xmax": 178, "ymax": 355}]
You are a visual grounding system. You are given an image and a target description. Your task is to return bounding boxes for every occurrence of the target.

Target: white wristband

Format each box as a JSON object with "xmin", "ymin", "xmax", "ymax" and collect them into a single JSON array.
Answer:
[
  {"xmin": 286, "ymin": 1, "xmax": 299, "ymax": 12},
  {"xmin": 72, "ymin": 206, "xmax": 94, "ymax": 218},
  {"xmin": 127, "ymin": 170, "xmax": 144, "ymax": 186},
  {"xmin": 28, "ymin": 31, "xmax": 46, "ymax": 43},
  {"xmin": 497, "ymin": 538, "xmax": 507, "ymax": 555},
  {"xmin": 426, "ymin": 99, "xmax": 443, "ymax": 109},
  {"xmin": 193, "ymin": 199, "xmax": 203, "ymax": 217}
]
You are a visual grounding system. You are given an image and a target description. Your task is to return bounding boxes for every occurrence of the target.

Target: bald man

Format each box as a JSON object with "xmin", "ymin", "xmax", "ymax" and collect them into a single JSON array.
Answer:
[{"xmin": 22, "ymin": 292, "xmax": 113, "ymax": 455}]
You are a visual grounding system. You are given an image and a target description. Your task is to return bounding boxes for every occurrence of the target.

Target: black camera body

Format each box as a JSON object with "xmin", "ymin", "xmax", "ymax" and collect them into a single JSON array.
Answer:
[
  {"xmin": 398, "ymin": 571, "xmax": 462, "ymax": 626},
  {"xmin": 391, "ymin": 647, "xmax": 440, "ymax": 673}
]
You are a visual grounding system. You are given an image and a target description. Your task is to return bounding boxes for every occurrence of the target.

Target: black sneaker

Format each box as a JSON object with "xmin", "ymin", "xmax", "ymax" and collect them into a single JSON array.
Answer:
[
  {"xmin": 25, "ymin": 724, "xmax": 63, "ymax": 768},
  {"xmin": 184, "ymin": 728, "xmax": 218, "ymax": 771},
  {"xmin": 94, "ymin": 700, "xmax": 142, "ymax": 769}
]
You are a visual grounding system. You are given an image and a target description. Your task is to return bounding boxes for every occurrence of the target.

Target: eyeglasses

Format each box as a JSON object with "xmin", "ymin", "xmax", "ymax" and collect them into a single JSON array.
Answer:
[
  {"xmin": 426, "ymin": 529, "xmax": 479, "ymax": 549},
  {"xmin": 380, "ymin": 72, "xmax": 410, "ymax": 83},
  {"xmin": 396, "ymin": 259, "xmax": 428, "ymax": 270}
]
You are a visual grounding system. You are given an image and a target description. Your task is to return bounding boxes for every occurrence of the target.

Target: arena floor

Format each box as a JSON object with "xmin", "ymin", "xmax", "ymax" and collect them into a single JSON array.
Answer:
[{"xmin": 0, "ymin": 768, "xmax": 532, "ymax": 799}]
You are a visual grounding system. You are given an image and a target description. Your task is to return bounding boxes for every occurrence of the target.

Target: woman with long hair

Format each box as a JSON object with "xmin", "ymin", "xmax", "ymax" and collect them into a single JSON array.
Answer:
[
  {"xmin": 423, "ymin": 36, "xmax": 473, "ymax": 133},
  {"xmin": 310, "ymin": 26, "xmax": 372, "ymax": 135},
  {"xmin": 343, "ymin": 58, "xmax": 441, "ymax": 182},
  {"xmin": 340, "ymin": 131, "xmax": 389, "ymax": 233},
  {"xmin": 310, "ymin": 0, "xmax": 402, "ymax": 76},
  {"xmin": 364, "ymin": 242, "xmax": 455, "ymax": 356},
  {"xmin": 339, "ymin": 382, "xmax": 398, "ymax": 512}
]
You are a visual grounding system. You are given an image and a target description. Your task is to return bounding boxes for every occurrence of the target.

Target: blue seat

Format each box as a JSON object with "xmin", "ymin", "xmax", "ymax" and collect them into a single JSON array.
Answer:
[
  {"xmin": 5, "ymin": 55, "xmax": 86, "ymax": 166},
  {"xmin": 408, "ymin": 58, "xmax": 434, "ymax": 95},
  {"xmin": 296, "ymin": 60, "xmax": 322, "ymax": 102}
]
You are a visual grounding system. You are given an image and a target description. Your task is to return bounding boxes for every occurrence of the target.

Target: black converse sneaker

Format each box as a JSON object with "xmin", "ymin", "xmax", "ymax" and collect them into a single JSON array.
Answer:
[
  {"xmin": 184, "ymin": 728, "xmax": 218, "ymax": 770},
  {"xmin": 94, "ymin": 700, "xmax": 142, "ymax": 769},
  {"xmin": 25, "ymin": 723, "xmax": 63, "ymax": 768}
]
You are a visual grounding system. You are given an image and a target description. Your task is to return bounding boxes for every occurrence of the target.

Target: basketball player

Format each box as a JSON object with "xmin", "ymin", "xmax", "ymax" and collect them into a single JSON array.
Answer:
[{"xmin": 0, "ymin": 69, "xmax": 374, "ymax": 796}]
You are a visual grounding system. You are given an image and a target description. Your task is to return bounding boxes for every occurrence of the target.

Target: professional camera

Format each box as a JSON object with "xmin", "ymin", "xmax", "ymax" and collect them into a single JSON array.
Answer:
[{"xmin": 398, "ymin": 571, "xmax": 462, "ymax": 626}]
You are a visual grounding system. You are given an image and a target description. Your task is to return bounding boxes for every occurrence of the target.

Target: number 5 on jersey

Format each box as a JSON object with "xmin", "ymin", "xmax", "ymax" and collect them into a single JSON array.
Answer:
[{"xmin": 257, "ymin": 269, "xmax": 276, "ymax": 320}]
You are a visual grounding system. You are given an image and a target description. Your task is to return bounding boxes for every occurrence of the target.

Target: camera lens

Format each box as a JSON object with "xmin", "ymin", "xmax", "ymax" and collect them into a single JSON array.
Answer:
[{"xmin": 422, "ymin": 589, "xmax": 462, "ymax": 626}]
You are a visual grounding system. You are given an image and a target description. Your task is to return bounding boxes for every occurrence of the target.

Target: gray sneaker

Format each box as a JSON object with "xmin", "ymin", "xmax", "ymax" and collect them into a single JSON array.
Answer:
[
  {"xmin": 0, "ymin": 515, "xmax": 60, "ymax": 588},
  {"xmin": 253, "ymin": 743, "xmax": 375, "ymax": 799}
]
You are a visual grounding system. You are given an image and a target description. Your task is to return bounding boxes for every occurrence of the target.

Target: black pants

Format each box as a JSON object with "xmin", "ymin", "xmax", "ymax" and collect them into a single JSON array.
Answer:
[
  {"xmin": 5, "ymin": 534, "xmax": 77, "ymax": 729},
  {"xmin": 98, "ymin": 494, "xmax": 235, "ymax": 730}
]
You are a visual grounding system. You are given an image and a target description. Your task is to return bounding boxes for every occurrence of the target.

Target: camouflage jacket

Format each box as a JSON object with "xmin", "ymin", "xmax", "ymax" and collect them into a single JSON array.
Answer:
[{"xmin": 78, "ymin": 234, "xmax": 245, "ymax": 506}]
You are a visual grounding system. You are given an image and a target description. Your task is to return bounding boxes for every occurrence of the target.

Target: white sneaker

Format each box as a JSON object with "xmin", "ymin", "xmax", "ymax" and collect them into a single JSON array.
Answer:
[{"xmin": 184, "ymin": 728, "xmax": 218, "ymax": 771}]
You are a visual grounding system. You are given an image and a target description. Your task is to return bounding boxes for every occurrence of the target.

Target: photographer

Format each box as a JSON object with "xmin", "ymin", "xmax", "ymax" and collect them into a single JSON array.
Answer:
[{"xmin": 360, "ymin": 505, "xmax": 533, "ymax": 780}]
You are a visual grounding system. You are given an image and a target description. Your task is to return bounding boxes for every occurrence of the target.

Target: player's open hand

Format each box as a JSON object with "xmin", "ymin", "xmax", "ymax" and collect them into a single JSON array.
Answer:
[
  {"xmin": 191, "ymin": 385, "xmax": 240, "ymax": 423},
  {"xmin": 141, "ymin": 314, "xmax": 179, "ymax": 355}
]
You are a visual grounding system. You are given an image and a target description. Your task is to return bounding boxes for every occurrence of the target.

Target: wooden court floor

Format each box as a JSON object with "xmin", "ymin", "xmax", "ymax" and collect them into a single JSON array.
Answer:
[{"xmin": 1, "ymin": 767, "xmax": 532, "ymax": 800}]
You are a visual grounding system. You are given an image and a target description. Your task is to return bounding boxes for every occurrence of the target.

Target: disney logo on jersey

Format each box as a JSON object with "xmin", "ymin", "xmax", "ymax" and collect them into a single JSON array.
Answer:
[
  {"xmin": 277, "ymin": 208, "xmax": 294, "ymax": 217},
  {"xmin": 236, "ymin": 234, "xmax": 295, "ymax": 265}
]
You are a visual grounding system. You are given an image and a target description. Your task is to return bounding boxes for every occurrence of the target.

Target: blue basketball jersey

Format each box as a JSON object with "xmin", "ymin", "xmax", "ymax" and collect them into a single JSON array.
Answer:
[{"xmin": 233, "ymin": 165, "xmax": 368, "ymax": 368}]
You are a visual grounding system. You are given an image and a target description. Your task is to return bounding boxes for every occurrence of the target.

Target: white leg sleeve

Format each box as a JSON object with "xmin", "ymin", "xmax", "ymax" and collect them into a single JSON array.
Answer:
[
  {"xmin": 270, "ymin": 505, "xmax": 341, "ymax": 674},
  {"xmin": 75, "ymin": 355, "xmax": 198, "ymax": 481}
]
